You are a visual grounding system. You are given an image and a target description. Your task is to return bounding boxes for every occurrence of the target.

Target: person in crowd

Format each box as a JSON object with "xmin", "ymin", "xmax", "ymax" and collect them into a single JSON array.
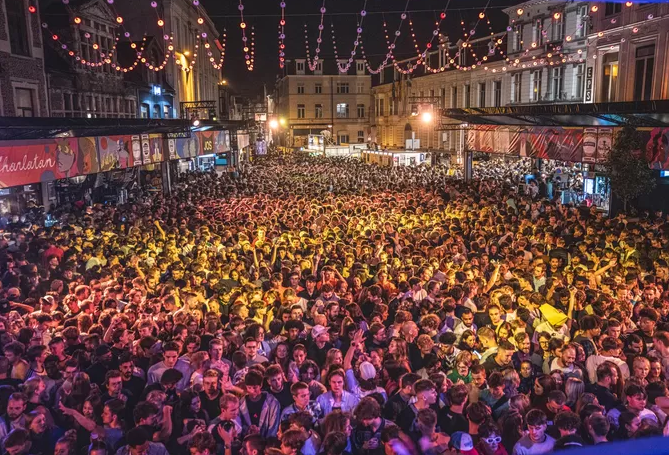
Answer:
[{"xmin": 0, "ymin": 155, "xmax": 667, "ymax": 455}]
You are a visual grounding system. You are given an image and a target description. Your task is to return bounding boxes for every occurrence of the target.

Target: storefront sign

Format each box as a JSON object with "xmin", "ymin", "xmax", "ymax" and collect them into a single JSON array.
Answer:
[
  {"xmin": 0, "ymin": 138, "xmax": 80, "ymax": 188},
  {"xmin": 585, "ymin": 67, "xmax": 593, "ymax": 103}
]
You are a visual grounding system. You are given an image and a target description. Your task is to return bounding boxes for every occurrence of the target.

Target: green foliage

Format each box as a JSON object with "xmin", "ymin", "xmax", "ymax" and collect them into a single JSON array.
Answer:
[{"xmin": 603, "ymin": 126, "xmax": 655, "ymax": 213}]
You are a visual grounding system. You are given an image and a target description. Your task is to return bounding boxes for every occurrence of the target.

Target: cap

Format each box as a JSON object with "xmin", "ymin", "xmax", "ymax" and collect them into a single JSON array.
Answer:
[
  {"xmin": 40, "ymin": 296, "xmax": 55, "ymax": 306},
  {"xmin": 311, "ymin": 325, "xmax": 327, "ymax": 340},
  {"xmin": 359, "ymin": 361, "xmax": 376, "ymax": 381},
  {"xmin": 450, "ymin": 432, "xmax": 477, "ymax": 454}
]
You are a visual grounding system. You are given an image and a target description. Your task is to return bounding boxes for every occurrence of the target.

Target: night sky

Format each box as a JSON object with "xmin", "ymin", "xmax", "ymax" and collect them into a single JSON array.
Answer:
[{"xmin": 199, "ymin": 0, "xmax": 518, "ymax": 98}]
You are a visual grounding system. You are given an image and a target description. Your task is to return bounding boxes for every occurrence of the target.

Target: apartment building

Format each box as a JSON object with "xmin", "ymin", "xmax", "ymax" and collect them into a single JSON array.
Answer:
[
  {"xmin": 0, "ymin": 0, "xmax": 49, "ymax": 116},
  {"xmin": 275, "ymin": 59, "xmax": 372, "ymax": 147}
]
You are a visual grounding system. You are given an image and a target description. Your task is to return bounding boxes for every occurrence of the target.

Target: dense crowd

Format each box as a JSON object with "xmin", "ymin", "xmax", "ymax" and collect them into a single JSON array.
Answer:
[{"xmin": 0, "ymin": 155, "xmax": 668, "ymax": 455}]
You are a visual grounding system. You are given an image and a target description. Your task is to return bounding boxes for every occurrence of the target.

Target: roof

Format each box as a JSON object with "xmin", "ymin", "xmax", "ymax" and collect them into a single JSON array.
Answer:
[
  {"xmin": 441, "ymin": 101, "xmax": 669, "ymax": 128},
  {"xmin": 0, "ymin": 117, "xmax": 244, "ymax": 141}
]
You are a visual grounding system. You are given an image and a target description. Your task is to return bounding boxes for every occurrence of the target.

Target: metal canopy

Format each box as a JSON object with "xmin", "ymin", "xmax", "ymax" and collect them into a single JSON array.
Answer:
[
  {"xmin": 0, "ymin": 117, "xmax": 245, "ymax": 141},
  {"xmin": 440, "ymin": 100, "xmax": 669, "ymax": 128}
]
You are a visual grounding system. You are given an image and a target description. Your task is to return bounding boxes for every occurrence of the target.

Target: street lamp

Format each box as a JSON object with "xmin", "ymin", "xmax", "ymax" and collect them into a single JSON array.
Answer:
[
  {"xmin": 421, "ymin": 111, "xmax": 433, "ymax": 123},
  {"xmin": 269, "ymin": 119, "xmax": 279, "ymax": 129},
  {"xmin": 279, "ymin": 117, "xmax": 286, "ymax": 126}
]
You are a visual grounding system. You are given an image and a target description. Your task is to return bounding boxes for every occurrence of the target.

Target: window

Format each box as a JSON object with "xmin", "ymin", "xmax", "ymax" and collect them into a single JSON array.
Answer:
[
  {"xmin": 315, "ymin": 104, "xmax": 323, "ymax": 118},
  {"xmin": 141, "ymin": 103, "xmax": 149, "ymax": 118},
  {"xmin": 297, "ymin": 104, "xmax": 306, "ymax": 118},
  {"xmin": 575, "ymin": 5, "xmax": 588, "ymax": 38},
  {"xmin": 358, "ymin": 130, "xmax": 365, "ymax": 143},
  {"xmin": 463, "ymin": 85, "xmax": 471, "ymax": 108},
  {"xmin": 573, "ymin": 64, "xmax": 585, "ymax": 100},
  {"xmin": 530, "ymin": 70, "xmax": 542, "ymax": 101},
  {"xmin": 296, "ymin": 61, "xmax": 305, "ymax": 73},
  {"xmin": 532, "ymin": 20, "xmax": 541, "ymax": 45},
  {"xmin": 14, "ymin": 88, "xmax": 35, "ymax": 117},
  {"xmin": 153, "ymin": 105, "xmax": 160, "ymax": 118},
  {"xmin": 512, "ymin": 73, "xmax": 522, "ymax": 103},
  {"xmin": 494, "ymin": 81, "xmax": 502, "ymax": 107},
  {"xmin": 338, "ymin": 133, "xmax": 349, "ymax": 144},
  {"xmin": 602, "ymin": 53, "xmax": 619, "ymax": 102},
  {"xmin": 6, "ymin": 0, "xmax": 30, "ymax": 56},
  {"xmin": 356, "ymin": 61, "xmax": 365, "ymax": 74},
  {"xmin": 379, "ymin": 99, "xmax": 385, "ymax": 116},
  {"xmin": 551, "ymin": 14, "xmax": 564, "ymax": 41},
  {"xmin": 357, "ymin": 82, "xmax": 365, "ymax": 94},
  {"xmin": 550, "ymin": 67, "xmax": 564, "ymax": 100},
  {"xmin": 478, "ymin": 83, "xmax": 486, "ymax": 107},
  {"xmin": 634, "ymin": 45, "xmax": 655, "ymax": 101},
  {"xmin": 440, "ymin": 88, "xmax": 446, "ymax": 108},
  {"xmin": 336, "ymin": 103, "xmax": 349, "ymax": 118},
  {"xmin": 357, "ymin": 104, "xmax": 365, "ymax": 118},
  {"xmin": 163, "ymin": 105, "xmax": 171, "ymax": 118},
  {"xmin": 314, "ymin": 62, "xmax": 323, "ymax": 74},
  {"xmin": 605, "ymin": 2, "xmax": 622, "ymax": 16},
  {"xmin": 336, "ymin": 82, "xmax": 350, "ymax": 94},
  {"xmin": 451, "ymin": 86, "xmax": 458, "ymax": 108},
  {"xmin": 297, "ymin": 83, "xmax": 305, "ymax": 94},
  {"xmin": 315, "ymin": 83, "xmax": 322, "ymax": 94}
]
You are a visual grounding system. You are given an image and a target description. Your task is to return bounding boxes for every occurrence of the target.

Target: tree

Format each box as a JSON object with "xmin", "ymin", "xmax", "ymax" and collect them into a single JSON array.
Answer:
[{"xmin": 603, "ymin": 126, "xmax": 655, "ymax": 213}]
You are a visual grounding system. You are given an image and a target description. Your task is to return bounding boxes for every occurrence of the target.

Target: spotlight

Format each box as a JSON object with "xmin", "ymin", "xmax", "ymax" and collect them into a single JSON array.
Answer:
[{"xmin": 192, "ymin": 119, "xmax": 200, "ymax": 127}]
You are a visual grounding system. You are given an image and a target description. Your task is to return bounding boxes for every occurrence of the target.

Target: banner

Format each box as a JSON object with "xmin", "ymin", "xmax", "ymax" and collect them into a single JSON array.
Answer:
[
  {"xmin": 0, "ymin": 138, "xmax": 80, "ymax": 188},
  {"xmin": 77, "ymin": 137, "xmax": 100, "ymax": 175},
  {"xmin": 97, "ymin": 135, "xmax": 132, "ymax": 171},
  {"xmin": 0, "ymin": 128, "xmax": 235, "ymax": 188},
  {"xmin": 643, "ymin": 128, "xmax": 669, "ymax": 170},
  {"xmin": 468, "ymin": 126, "xmax": 587, "ymax": 162}
]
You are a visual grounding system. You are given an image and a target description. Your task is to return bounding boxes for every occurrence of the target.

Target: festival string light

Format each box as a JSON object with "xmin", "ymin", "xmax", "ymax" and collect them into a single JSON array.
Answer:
[
  {"xmin": 304, "ymin": 0, "xmax": 326, "ymax": 71},
  {"xmin": 238, "ymin": 0, "xmax": 253, "ymax": 71},
  {"xmin": 336, "ymin": 0, "xmax": 368, "ymax": 73},
  {"xmin": 278, "ymin": 1, "xmax": 286, "ymax": 68},
  {"xmin": 205, "ymin": 29, "xmax": 226, "ymax": 70}
]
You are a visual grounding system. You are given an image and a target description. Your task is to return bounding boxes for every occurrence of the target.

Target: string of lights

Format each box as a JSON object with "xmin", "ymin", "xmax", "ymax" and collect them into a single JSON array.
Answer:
[
  {"xmin": 238, "ymin": 0, "xmax": 253, "ymax": 71},
  {"xmin": 278, "ymin": 1, "xmax": 286, "ymax": 68},
  {"xmin": 304, "ymin": 0, "xmax": 326, "ymax": 71}
]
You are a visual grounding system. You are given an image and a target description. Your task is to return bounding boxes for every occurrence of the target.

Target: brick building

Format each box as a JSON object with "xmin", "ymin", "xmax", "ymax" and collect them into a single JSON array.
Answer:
[{"xmin": 0, "ymin": 0, "xmax": 49, "ymax": 116}]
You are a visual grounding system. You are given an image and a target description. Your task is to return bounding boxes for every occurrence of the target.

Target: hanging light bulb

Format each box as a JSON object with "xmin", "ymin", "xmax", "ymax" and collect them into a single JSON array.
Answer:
[
  {"xmin": 479, "ymin": 12, "xmax": 485, "ymax": 19},
  {"xmin": 116, "ymin": 16, "xmax": 123, "ymax": 24},
  {"xmin": 517, "ymin": 8, "xmax": 524, "ymax": 15},
  {"xmin": 198, "ymin": 17, "xmax": 204, "ymax": 25},
  {"xmin": 553, "ymin": 12, "xmax": 561, "ymax": 19},
  {"xmin": 157, "ymin": 19, "xmax": 164, "ymax": 26},
  {"xmin": 74, "ymin": 17, "xmax": 82, "ymax": 24}
]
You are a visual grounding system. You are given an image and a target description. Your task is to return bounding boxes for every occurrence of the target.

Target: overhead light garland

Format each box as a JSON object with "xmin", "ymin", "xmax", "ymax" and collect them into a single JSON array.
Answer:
[
  {"xmin": 337, "ymin": 0, "xmax": 368, "ymax": 73},
  {"xmin": 238, "ymin": 0, "xmax": 253, "ymax": 71},
  {"xmin": 304, "ymin": 0, "xmax": 326, "ymax": 71},
  {"xmin": 278, "ymin": 1, "xmax": 286, "ymax": 68}
]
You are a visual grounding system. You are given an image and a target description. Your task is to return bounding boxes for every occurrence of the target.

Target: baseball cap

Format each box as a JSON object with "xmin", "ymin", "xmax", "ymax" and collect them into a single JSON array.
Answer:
[
  {"xmin": 450, "ymin": 432, "xmax": 478, "ymax": 455},
  {"xmin": 359, "ymin": 361, "xmax": 377, "ymax": 381},
  {"xmin": 311, "ymin": 325, "xmax": 327, "ymax": 340}
]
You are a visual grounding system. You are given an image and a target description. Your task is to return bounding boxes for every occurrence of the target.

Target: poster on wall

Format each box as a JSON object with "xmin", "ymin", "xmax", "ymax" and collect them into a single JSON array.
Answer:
[
  {"xmin": 166, "ymin": 139, "xmax": 178, "ymax": 160},
  {"xmin": 77, "ymin": 137, "xmax": 100, "ymax": 175},
  {"xmin": 131, "ymin": 135, "xmax": 143, "ymax": 166},
  {"xmin": 0, "ymin": 138, "xmax": 80, "ymax": 188},
  {"xmin": 149, "ymin": 134, "xmax": 164, "ymax": 163},
  {"xmin": 644, "ymin": 128, "xmax": 669, "ymax": 170},
  {"xmin": 199, "ymin": 131, "xmax": 215, "ymax": 156},
  {"xmin": 97, "ymin": 136, "xmax": 131, "ymax": 171},
  {"xmin": 528, "ymin": 128, "xmax": 584, "ymax": 162},
  {"xmin": 596, "ymin": 128, "xmax": 613, "ymax": 163},
  {"xmin": 141, "ymin": 134, "xmax": 151, "ymax": 165},
  {"xmin": 174, "ymin": 134, "xmax": 200, "ymax": 158}
]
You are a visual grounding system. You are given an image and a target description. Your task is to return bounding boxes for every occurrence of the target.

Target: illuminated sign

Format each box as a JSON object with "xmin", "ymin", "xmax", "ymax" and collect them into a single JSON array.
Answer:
[{"xmin": 152, "ymin": 86, "xmax": 162, "ymax": 96}]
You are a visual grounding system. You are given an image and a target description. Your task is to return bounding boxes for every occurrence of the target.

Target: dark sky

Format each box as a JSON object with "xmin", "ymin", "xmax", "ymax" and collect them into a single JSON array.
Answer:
[{"xmin": 199, "ymin": 0, "xmax": 518, "ymax": 98}]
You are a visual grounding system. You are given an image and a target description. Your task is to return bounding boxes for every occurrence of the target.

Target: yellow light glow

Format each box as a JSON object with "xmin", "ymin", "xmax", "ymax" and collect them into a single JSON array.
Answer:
[{"xmin": 421, "ymin": 111, "xmax": 433, "ymax": 123}]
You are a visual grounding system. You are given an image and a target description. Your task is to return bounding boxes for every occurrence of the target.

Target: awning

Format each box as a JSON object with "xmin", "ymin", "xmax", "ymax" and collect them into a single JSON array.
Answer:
[
  {"xmin": 441, "ymin": 100, "xmax": 669, "ymax": 128},
  {"xmin": 0, "ymin": 117, "xmax": 245, "ymax": 141}
]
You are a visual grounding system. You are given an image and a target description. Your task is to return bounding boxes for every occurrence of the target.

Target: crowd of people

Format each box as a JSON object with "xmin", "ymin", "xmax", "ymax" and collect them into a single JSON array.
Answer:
[{"xmin": 0, "ymin": 155, "xmax": 668, "ymax": 455}]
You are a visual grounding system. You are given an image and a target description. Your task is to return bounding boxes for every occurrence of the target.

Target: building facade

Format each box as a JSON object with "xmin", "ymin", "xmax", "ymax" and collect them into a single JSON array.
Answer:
[
  {"xmin": 587, "ymin": 1, "xmax": 669, "ymax": 103},
  {"xmin": 44, "ymin": 0, "xmax": 138, "ymax": 118},
  {"xmin": 115, "ymin": 0, "xmax": 222, "ymax": 118},
  {"xmin": 275, "ymin": 59, "xmax": 372, "ymax": 147},
  {"xmin": 0, "ymin": 0, "xmax": 49, "ymax": 117}
]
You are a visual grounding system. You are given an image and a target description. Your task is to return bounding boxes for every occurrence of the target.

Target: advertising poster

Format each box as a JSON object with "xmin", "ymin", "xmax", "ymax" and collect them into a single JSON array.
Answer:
[
  {"xmin": 199, "ymin": 131, "xmax": 215, "ymax": 156},
  {"xmin": 77, "ymin": 137, "xmax": 99, "ymax": 175},
  {"xmin": 0, "ymin": 138, "xmax": 79, "ymax": 188},
  {"xmin": 644, "ymin": 127, "xmax": 669, "ymax": 170},
  {"xmin": 149, "ymin": 134, "xmax": 164, "ymax": 163},
  {"xmin": 97, "ymin": 136, "xmax": 131, "ymax": 171},
  {"xmin": 131, "ymin": 135, "xmax": 143, "ymax": 166},
  {"xmin": 174, "ymin": 134, "xmax": 200, "ymax": 158},
  {"xmin": 166, "ymin": 139, "xmax": 178, "ymax": 160},
  {"xmin": 582, "ymin": 128, "xmax": 598, "ymax": 163},
  {"xmin": 528, "ymin": 127, "xmax": 584, "ymax": 162},
  {"xmin": 141, "ymin": 134, "xmax": 151, "ymax": 165},
  {"xmin": 596, "ymin": 128, "xmax": 613, "ymax": 163}
]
